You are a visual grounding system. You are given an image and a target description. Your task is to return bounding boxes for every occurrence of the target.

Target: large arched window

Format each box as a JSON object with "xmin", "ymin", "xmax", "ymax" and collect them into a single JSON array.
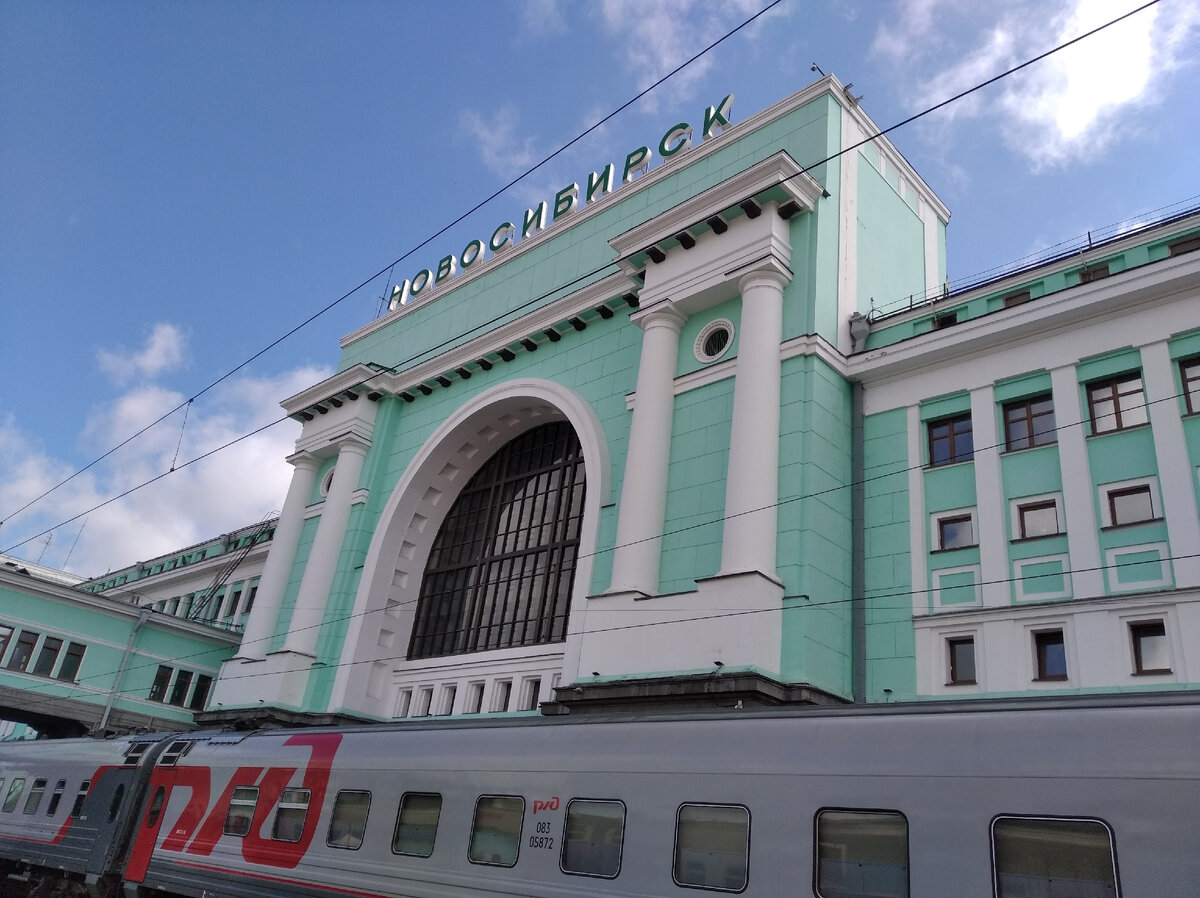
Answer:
[{"xmin": 407, "ymin": 422, "xmax": 586, "ymax": 659}]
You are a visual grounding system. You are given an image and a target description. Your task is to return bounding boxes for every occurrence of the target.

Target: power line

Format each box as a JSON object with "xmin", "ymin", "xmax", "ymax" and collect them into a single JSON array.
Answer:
[
  {"xmin": 0, "ymin": 0, "xmax": 786, "ymax": 533},
  {"xmin": 0, "ymin": 0, "xmax": 1174, "ymax": 559}
]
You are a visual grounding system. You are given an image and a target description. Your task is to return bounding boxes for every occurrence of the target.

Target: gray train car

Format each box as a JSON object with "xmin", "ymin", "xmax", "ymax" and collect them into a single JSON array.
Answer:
[{"xmin": 2, "ymin": 693, "xmax": 1198, "ymax": 897}]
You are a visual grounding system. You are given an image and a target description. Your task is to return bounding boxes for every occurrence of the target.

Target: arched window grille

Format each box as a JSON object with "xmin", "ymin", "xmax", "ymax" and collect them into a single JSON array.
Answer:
[{"xmin": 407, "ymin": 422, "xmax": 586, "ymax": 660}]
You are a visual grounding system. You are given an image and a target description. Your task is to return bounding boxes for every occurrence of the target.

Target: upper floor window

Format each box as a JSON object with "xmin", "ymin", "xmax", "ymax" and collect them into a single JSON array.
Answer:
[
  {"xmin": 5, "ymin": 631, "xmax": 39, "ymax": 672},
  {"xmin": 1181, "ymin": 357, "xmax": 1200, "ymax": 414},
  {"xmin": 947, "ymin": 637, "xmax": 977, "ymax": 685},
  {"xmin": 1087, "ymin": 373, "xmax": 1147, "ymax": 434},
  {"xmin": 1078, "ymin": 262, "xmax": 1110, "ymax": 284},
  {"xmin": 928, "ymin": 414, "xmax": 973, "ymax": 467},
  {"xmin": 1108, "ymin": 485, "xmax": 1156, "ymax": 526},
  {"xmin": 937, "ymin": 515, "xmax": 975, "ymax": 551},
  {"xmin": 1130, "ymin": 620, "xmax": 1171, "ymax": 675},
  {"xmin": 1016, "ymin": 499, "xmax": 1061, "ymax": 539},
  {"xmin": 1003, "ymin": 395, "xmax": 1056, "ymax": 451},
  {"xmin": 1034, "ymin": 630, "xmax": 1067, "ymax": 681}
]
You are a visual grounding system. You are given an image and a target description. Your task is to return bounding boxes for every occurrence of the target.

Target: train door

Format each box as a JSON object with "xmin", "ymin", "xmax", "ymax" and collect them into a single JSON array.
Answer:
[
  {"xmin": 123, "ymin": 772, "xmax": 175, "ymax": 883},
  {"xmin": 83, "ymin": 769, "xmax": 139, "ymax": 877}
]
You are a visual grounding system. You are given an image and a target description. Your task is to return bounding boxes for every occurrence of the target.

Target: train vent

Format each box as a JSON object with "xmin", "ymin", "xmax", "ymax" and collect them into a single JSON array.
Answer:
[
  {"xmin": 123, "ymin": 743, "xmax": 152, "ymax": 766},
  {"xmin": 158, "ymin": 740, "xmax": 195, "ymax": 766}
]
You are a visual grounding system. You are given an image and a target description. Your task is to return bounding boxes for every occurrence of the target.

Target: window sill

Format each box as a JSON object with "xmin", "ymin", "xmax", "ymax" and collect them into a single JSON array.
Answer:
[
  {"xmin": 930, "ymin": 545, "xmax": 978, "ymax": 554},
  {"xmin": 1085, "ymin": 422, "xmax": 1151, "ymax": 439},
  {"xmin": 1033, "ymin": 676, "xmax": 1068, "ymax": 682},
  {"xmin": 1010, "ymin": 533, "xmax": 1064, "ymax": 544},
  {"xmin": 1100, "ymin": 518, "xmax": 1163, "ymax": 531},
  {"xmin": 945, "ymin": 680, "xmax": 977, "ymax": 687},
  {"xmin": 1132, "ymin": 669, "xmax": 1172, "ymax": 676},
  {"xmin": 1000, "ymin": 441, "xmax": 1058, "ymax": 456},
  {"xmin": 926, "ymin": 458, "xmax": 975, "ymax": 471}
]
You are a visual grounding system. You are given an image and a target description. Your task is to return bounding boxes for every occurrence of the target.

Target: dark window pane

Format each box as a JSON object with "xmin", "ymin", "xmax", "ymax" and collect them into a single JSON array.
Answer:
[
  {"xmin": 993, "ymin": 817, "xmax": 1116, "ymax": 897},
  {"xmin": 469, "ymin": 796, "xmax": 523, "ymax": 867},
  {"xmin": 1035, "ymin": 631, "xmax": 1067, "ymax": 681},
  {"xmin": 817, "ymin": 809, "xmax": 909, "ymax": 897},
  {"xmin": 673, "ymin": 804, "xmax": 749, "ymax": 891},
  {"xmin": 562, "ymin": 799, "xmax": 625, "ymax": 878},
  {"xmin": 393, "ymin": 792, "xmax": 442, "ymax": 857}
]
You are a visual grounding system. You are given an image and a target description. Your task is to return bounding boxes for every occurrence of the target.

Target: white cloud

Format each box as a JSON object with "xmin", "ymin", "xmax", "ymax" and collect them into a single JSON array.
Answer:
[
  {"xmin": 518, "ymin": 0, "xmax": 567, "ymax": 38},
  {"xmin": 97, "ymin": 322, "xmax": 187, "ymax": 384},
  {"xmin": 0, "ymin": 325, "xmax": 330, "ymax": 577},
  {"xmin": 459, "ymin": 106, "xmax": 541, "ymax": 179},
  {"xmin": 895, "ymin": 0, "xmax": 1200, "ymax": 170},
  {"xmin": 596, "ymin": 0, "xmax": 783, "ymax": 113}
]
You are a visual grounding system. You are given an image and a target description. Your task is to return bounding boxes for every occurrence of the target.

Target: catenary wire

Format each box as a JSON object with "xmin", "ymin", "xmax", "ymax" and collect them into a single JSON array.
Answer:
[
  {"xmin": 0, "ymin": 0, "xmax": 787, "ymax": 533},
  {"xmin": 0, "ymin": 0, "xmax": 1166, "ymax": 547},
  {"xmin": 1, "ymin": 0, "xmax": 1176, "ymax": 557}
]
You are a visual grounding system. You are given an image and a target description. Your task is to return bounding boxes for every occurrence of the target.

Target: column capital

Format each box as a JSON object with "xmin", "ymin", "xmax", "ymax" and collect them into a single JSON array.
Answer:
[
  {"xmin": 630, "ymin": 301, "xmax": 687, "ymax": 333},
  {"xmin": 733, "ymin": 254, "xmax": 793, "ymax": 294},
  {"xmin": 285, "ymin": 450, "xmax": 322, "ymax": 471},
  {"xmin": 330, "ymin": 432, "xmax": 372, "ymax": 457}
]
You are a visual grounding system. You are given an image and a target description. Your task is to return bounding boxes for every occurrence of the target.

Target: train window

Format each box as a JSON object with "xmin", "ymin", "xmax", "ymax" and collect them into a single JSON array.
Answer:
[
  {"xmin": 3, "ymin": 779, "xmax": 25, "ymax": 813},
  {"xmin": 108, "ymin": 784, "xmax": 125, "ymax": 823},
  {"xmin": 223, "ymin": 787, "xmax": 259, "ymax": 837},
  {"xmin": 327, "ymin": 791, "xmax": 371, "ymax": 850},
  {"xmin": 46, "ymin": 780, "xmax": 66, "ymax": 816},
  {"xmin": 991, "ymin": 816, "xmax": 1118, "ymax": 898},
  {"xmin": 561, "ymin": 799, "xmax": 625, "ymax": 879},
  {"xmin": 393, "ymin": 792, "xmax": 442, "ymax": 857},
  {"xmin": 146, "ymin": 787, "xmax": 166, "ymax": 828},
  {"xmin": 70, "ymin": 781, "xmax": 90, "ymax": 819},
  {"xmin": 468, "ymin": 795, "xmax": 524, "ymax": 867},
  {"xmin": 672, "ymin": 803, "xmax": 750, "ymax": 892},
  {"xmin": 271, "ymin": 788, "xmax": 311, "ymax": 843},
  {"xmin": 24, "ymin": 778, "xmax": 48, "ymax": 814},
  {"xmin": 815, "ymin": 808, "xmax": 909, "ymax": 898}
]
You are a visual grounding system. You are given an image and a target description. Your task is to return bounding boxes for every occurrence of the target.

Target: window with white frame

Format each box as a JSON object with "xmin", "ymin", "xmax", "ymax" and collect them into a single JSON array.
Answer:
[
  {"xmin": 931, "ymin": 509, "xmax": 977, "ymax": 551},
  {"xmin": 1011, "ymin": 495, "xmax": 1063, "ymax": 540},
  {"xmin": 1098, "ymin": 478, "xmax": 1161, "ymax": 528}
]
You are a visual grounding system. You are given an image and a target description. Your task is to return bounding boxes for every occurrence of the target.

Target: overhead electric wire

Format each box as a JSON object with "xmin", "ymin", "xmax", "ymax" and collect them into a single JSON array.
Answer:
[
  {"xmin": 0, "ymin": 0, "xmax": 1172, "ymax": 560},
  {"xmin": 6, "ymin": 380, "xmax": 1197, "ymax": 714},
  {"xmin": 0, "ymin": 0, "xmax": 787, "ymax": 533}
]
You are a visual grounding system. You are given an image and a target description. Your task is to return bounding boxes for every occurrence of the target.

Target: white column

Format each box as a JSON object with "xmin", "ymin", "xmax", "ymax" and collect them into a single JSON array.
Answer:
[
  {"xmin": 282, "ymin": 436, "xmax": 370, "ymax": 657},
  {"xmin": 608, "ymin": 304, "xmax": 686, "ymax": 595},
  {"xmin": 1143, "ymin": 341, "xmax": 1200, "ymax": 587},
  {"xmin": 235, "ymin": 453, "xmax": 320, "ymax": 660},
  {"xmin": 720, "ymin": 260, "xmax": 790, "ymax": 578},
  {"xmin": 970, "ymin": 386, "xmax": 1008, "ymax": 607},
  {"xmin": 1050, "ymin": 365, "xmax": 1104, "ymax": 598}
]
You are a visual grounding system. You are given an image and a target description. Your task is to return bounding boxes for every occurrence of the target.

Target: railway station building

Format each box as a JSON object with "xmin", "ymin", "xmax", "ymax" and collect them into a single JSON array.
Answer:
[{"xmin": 169, "ymin": 75, "xmax": 1200, "ymax": 724}]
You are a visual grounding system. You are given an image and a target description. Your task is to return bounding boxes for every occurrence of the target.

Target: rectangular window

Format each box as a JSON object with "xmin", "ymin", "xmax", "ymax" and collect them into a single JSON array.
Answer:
[
  {"xmin": 223, "ymin": 786, "xmax": 259, "ymax": 837},
  {"xmin": 937, "ymin": 515, "xmax": 975, "ymax": 550},
  {"xmin": 0, "ymin": 626, "xmax": 11, "ymax": 662},
  {"xmin": 1181, "ymin": 357, "xmax": 1200, "ymax": 414},
  {"xmin": 928, "ymin": 414, "xmax": 973, "ymax": 467},
  {"xmin": 32, "ymin": 637, "xmax": 63, "ymax": 677},
  {"xmin": 189, "ymin": 675, "xmax": 213, "ymax": 711},
  {"xmin": 816, "ymin": 808, "xmax": 909, "ymax": 898},
  {"xmin": 6, "ymin": 631, "xmax": 39, "ymax": 672},
  {"xmin": 948, "ymin": 637, "xmax": 976, "ymax": 685},
  {"xmin": 70, "ymin": 781, "xmax": 90, "ymax": 819},
  {"xmin": 562, "ymin": 799, "xmax": 625, "ymax": 878},
  {"xmin": 3, "ymin": 779, "xmax": 25, "ymax": 813},
  {"xmin": 673, "ymin": 803, "xmax": 750, "ymax": 891},
  {"xmin": 23, "ymin": 778, "xmax": 47, "ymax": 815},
  {"xmin": 1087, "ymin": 373, "xmax": 1147, "ymax": 433},
  {"xmin": 1034, "ymin": 631, "xmax": 1067, "ymax": 681},
  {"xmin": 1002, "ymin": 290, "xmax": 1032, "ymax": 308},
  {"xmin": 438, "ymin": 684, "xmax": 457, "ymax": 716},
  {"xmin": 465, "ymin": 682, "xmax": 485, "ymax": 714},
  {"xmin": 992, "ymin": 816, "xmax": 1117, "ymax": 897},
  {"xmin": 1003, "ymin": 395, "xmax": 1056, "ymax": 451},
  {"xmin": 1078, "ymin": 262, "xmax": 1109, "ymax": 283},
  {"xmin": 168, "ymin": 670, "xmax": 193, "ymax": 707},
  {"xmin": 414, "ymin": 686, "xmax": 433, "ymax": 717},
  {"xmin": 492, "ymin": 680, "xmax": 513, "ymax": 713},
  {"xmin": 327, "ymin": 791, "xmax": 371, "ymax": 850},
  {"xmin": 56, "ymin": 642, "xmax": 85, "ymax": 682},
  {"xmin": 1108, "ymin": 485, "xmax": 1156, "ymax": 526},
  {"xmin": 1168, "ymin": 234, "xmax": 1200, "ymax": 257},
  {"xmin": 46, "ymin": 780, "xmax": 66, "ymax": 816},
  {"xmin": 148, "ymin": 665, "xmax": 173, "ymax": 702},
  {"xmin": 1017, "ymin": 500, "xmax": 1060, "ymax": 539},
  {"xmin": 271, "ymin": 788, "xmax": 311, "ymax": 843},
  {"xmin": 521, "ymin": 677, "xmax": 541, "ymax": 711},
  {"xmin": 1131, "ymin": 621, "xmax": 1170, "ymax": 674},
  {"xmin": 468, "ymin": 795, "xmax": 523, "ymax": 867},
  {"xmin": 393, "ymin": 792, "xmax": 442, "ymax": 857},
  {"xmin": 395, "ymin": 689, "xmax": 412, "ymax": 718}
]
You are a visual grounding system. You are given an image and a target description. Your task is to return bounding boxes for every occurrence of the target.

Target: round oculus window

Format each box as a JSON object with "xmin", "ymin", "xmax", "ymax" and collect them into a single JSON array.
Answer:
[
  {"xmin": 320, "ymin": 467, "xmax": 336, "ymax": 497},
  {"xmin": 694, "ymin": 319, "xmax": 734, "ymax": 363}
]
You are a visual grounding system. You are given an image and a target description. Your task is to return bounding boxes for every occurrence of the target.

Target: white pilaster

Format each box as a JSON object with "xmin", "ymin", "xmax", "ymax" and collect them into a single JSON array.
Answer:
[
  {"xmin": 1143, "ymin": 341, "xmax": 1200, "ymax": 587},
  {"xmin": 234, "ymin": 453, "xmax": 320, "ymax": 660},
  {"xmin": 907, "ymin": 405, "xmax": 929, "ymax": 615},
  {"xmin": 720, "ymin": 260, "xmax": 790, "ymax": 578},
  {"xmin": 608, "ymin": 305, "xmax": 686, "ymax": 595},
  {"xmin": 1050, "ymin": 365, "xmax": 1104, "ymax": 598},
  {"xmin": 282, "ymin": 436, "xmax": 370, "ymax": 657}
]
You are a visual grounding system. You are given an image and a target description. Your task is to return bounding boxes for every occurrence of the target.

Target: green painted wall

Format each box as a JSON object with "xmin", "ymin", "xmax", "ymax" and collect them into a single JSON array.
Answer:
[
  {"xmin": 856, "ymin": 154, "xmax": 926, "ymax": 316},
  {"xmin": 860, "ymin": 408, "xmax": 915, "ymax": 701}
]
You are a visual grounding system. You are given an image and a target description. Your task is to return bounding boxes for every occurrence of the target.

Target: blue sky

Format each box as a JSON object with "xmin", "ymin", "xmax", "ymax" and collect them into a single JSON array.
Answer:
[{"xmin": 2, "ymin": 0, "xmax": 1197, "ymax": 575}]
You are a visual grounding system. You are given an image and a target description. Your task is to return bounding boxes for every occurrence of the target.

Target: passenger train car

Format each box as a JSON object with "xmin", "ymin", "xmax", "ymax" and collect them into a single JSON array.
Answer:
[{"xmin": 1, "ymin": 693, "xmax": 1197, "ymax": 897}]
